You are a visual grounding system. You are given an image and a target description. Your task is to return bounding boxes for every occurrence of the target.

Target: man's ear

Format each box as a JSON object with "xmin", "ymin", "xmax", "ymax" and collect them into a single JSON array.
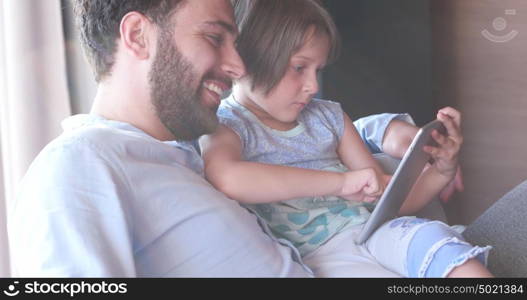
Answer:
[{"xmin": 119, "ymin": 12, "xmax": 153, "ymax": 60}]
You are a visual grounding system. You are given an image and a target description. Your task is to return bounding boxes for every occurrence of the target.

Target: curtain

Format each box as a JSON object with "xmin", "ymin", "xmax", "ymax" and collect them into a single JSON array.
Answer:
[
  {"xmin": 62, "ymin": 0, "xmax": 97, "ymax": 114},
  {"xmin": 0, "ymin": 0, "xmax": 72, "ymax": 277}
]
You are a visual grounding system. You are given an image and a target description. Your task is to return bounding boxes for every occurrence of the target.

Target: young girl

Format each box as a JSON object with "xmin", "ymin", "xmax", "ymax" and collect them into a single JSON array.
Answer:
[{"xmin": 200, "ymin": 0, "xmax": 491, "ymax": 277}]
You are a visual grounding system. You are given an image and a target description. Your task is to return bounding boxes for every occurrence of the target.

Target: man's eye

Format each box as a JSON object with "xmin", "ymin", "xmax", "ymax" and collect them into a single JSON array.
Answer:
[{"xmin": 207, "ymin": 34, "xmax": 223, "ymax": 46}]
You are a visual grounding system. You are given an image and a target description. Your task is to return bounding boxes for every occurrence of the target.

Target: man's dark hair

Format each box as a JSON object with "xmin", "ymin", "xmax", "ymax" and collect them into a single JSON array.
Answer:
[{"xmin": 73, "ymin": 0, "xmax": 184, "ymax": 82}]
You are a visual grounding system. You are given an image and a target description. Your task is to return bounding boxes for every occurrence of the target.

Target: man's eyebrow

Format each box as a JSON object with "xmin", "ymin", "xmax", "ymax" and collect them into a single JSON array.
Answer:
[{"xmin": 202, "ymin": 21, "xmax": 237, "ymax": 35}]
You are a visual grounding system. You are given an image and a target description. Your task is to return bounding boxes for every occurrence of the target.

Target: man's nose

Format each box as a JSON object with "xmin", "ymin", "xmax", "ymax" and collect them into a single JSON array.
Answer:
[{"xmin": 220, "ymin": 45, "xmax": 246, "ymax": 80}]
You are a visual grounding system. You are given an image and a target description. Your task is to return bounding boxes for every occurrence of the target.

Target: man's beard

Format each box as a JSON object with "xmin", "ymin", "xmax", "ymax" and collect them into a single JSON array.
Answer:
[{"xmin": 148, "ymin": 28, "xmax": 219, "ymax": 141}]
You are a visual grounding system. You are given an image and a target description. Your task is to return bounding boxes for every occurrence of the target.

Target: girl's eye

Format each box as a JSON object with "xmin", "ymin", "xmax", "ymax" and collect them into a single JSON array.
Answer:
[{"xmin": 293, "ymin": 65, "xmax": 305, "ymax": 73}]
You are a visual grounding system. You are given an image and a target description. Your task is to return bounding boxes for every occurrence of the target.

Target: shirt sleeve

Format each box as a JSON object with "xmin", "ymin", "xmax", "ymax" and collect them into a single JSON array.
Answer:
[
  {"xmin": 353, "ymin": 113, "xmax": 415, "ymax": 154},
  {"xmin": 308, "ymin": 99, "xmax": 345, "ymax": 141},
  {"xmin": 217, "ymin": 107, "xmax": 251, "ymax": 151},
  {"xmin": 8, "ymin": 138, "xmax": 136, "ymax": 277}
]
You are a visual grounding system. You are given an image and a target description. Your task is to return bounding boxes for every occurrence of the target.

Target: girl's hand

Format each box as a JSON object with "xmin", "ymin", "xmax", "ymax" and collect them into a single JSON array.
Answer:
[
  {"xmin": 423, "ymin": 107, "xmax": 463, "ymax": 180},
  {"xmin": 339, "ymin": 168, "xmax": 385, "ymax": 203}
]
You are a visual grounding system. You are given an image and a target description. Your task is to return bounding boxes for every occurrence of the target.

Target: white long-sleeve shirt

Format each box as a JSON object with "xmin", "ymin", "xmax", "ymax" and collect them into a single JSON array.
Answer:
[{"xmin": 8, "ymin": 114, "xmax": 311, "ymax": 277}]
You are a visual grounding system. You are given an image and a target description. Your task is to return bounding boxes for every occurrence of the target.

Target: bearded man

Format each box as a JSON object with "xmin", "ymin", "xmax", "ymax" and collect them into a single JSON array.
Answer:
[{"xmin": 8, "ymin": 0, "xmax": 311, "ymax": 277}]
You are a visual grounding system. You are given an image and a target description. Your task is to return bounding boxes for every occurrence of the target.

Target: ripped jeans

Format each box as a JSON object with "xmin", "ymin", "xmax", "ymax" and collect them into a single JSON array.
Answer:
[{"xmin": 366, "ymin": 216, "xmax": 492, "ymax": 277}]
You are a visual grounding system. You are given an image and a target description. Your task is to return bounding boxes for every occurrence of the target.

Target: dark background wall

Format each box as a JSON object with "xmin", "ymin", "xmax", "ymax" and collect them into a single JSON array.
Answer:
[{"xmin": 323, "ymin": 0, "xmax": 435, "ymax": 126}]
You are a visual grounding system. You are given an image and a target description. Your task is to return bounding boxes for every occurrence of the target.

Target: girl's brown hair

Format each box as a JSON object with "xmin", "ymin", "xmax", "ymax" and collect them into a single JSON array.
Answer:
[{"xmin": 232, "ymin": 0, "xmax": 340, "ymax": 95}]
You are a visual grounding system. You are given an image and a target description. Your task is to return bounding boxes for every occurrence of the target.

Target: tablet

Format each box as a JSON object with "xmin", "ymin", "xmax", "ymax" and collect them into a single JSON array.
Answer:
[{"xmin": 355, "ymin": 119, "xmax": 447, "ymax": 244}]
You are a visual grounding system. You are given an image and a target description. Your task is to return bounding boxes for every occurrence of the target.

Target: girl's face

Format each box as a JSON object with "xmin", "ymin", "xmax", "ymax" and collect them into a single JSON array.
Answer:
[{"xmin": 235, "ymin": 29, "xmax": 330, "ymax": 130}]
